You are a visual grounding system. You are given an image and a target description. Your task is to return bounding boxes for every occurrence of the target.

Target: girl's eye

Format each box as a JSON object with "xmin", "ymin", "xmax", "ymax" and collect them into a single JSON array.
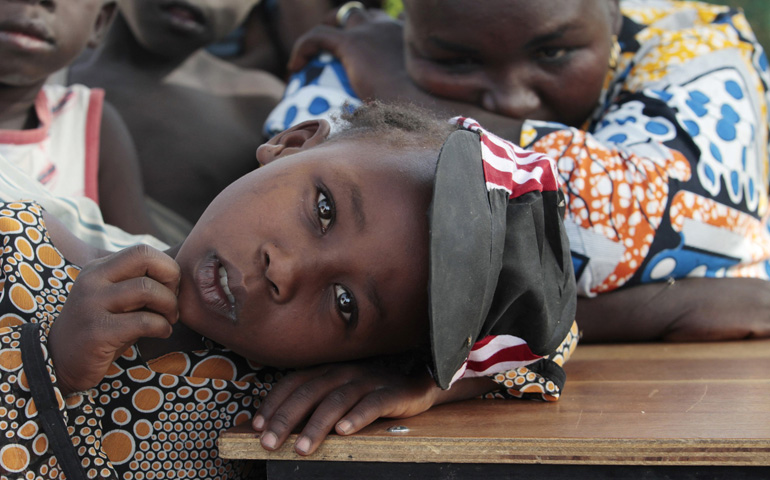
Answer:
[
  {"xmin": 334, "ymin": 284, "xmax": 358, "ymax": 324},
  {"xmin": 535, "ymin": 47, "xmax": 568, "ymax": 61},
  {"xmin": 317, "ymin": 191, "xmax": 333, "ymax": 232}
]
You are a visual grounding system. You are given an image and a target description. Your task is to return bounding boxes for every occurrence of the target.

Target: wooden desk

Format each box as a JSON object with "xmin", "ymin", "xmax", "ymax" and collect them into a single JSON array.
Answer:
[{"xmin": 219, "ymin": 340, "xmax": 770, "ymax": 478}]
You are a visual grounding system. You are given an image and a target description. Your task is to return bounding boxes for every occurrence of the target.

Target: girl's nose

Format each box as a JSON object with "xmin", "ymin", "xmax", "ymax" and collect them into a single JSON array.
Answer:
[{"xmin": 262, "ymin": 244, "xmax": 311, "ymax": 303}]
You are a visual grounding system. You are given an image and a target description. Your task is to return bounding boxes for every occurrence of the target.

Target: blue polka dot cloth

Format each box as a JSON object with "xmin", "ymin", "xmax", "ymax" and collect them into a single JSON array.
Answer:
[{"xmin": 263, "ymin": 53, "xmax": 361, "ymax": 138}]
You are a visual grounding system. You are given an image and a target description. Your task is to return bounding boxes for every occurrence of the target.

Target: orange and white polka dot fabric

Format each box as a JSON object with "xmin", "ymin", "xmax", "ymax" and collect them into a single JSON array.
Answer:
[{"xmin": 0, "ymin": 202, "xmax": 283, "ymax": 479}]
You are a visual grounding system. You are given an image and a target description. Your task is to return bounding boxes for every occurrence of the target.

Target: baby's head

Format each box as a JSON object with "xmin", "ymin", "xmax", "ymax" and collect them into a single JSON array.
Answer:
[
  {"xmin": 118, "ymin": 0, "xmax": 258, "ymax": 58},
  {"xmin": 174, "ymin": 102, "xmax": 455, "ymax": 368},
  {"xmin": 0, "ymin": 0, "xmax": 116, "ymax": 86},
  {"xmin": 402, "ymin": 0, "xmax": 621, "ymax": 126}
]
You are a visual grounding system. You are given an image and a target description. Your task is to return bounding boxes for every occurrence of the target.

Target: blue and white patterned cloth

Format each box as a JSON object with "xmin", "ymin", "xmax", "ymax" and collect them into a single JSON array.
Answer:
[{"xmin": 263, "ymin": 53, "xmax": 361, "ymax": 138}]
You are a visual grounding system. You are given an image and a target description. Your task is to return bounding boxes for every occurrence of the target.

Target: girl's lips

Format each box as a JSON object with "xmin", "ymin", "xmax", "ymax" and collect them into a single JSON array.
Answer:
[
  {"xmin": 0, "ymin": 22, "xmax": 54, "ymax": 52},
  {"xmin": 195, "ymin": 254, "xmax": 238, "ymax": 323}
]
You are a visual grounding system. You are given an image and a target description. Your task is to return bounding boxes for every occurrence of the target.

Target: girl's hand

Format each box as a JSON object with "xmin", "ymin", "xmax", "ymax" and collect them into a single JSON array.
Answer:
[
  {"xmin": 252, "ymin": 362, "xmax": 439, "ymax": 455},
  {"xmin": 252, "ymin": 361, "xmax": 498, "ymax": 456},
  {"xmin": 49, "ymin": 245, "xmax": 180, "ymax": 396}
]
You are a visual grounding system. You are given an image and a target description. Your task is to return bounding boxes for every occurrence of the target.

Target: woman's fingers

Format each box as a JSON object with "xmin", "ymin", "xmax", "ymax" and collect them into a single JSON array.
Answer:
[{"xmin": 287, "ymin": 26, "xmax": 347, "ymax": 72}]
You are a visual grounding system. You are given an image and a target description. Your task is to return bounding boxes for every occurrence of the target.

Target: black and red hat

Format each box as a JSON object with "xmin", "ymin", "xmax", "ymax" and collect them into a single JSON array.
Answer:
[{"xmin": 428, "ymin": 118, "xmax": 577, "ymax": 389}]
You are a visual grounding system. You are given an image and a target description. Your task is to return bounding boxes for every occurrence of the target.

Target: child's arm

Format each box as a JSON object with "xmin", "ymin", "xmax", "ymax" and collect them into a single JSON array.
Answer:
[
  {"xmin": 252, "ymin": 361, "xmax": 498, "ymax": 456},
  {"xmin": 97, "ymin": 100, "xmax": 158, "ymax": 236}
]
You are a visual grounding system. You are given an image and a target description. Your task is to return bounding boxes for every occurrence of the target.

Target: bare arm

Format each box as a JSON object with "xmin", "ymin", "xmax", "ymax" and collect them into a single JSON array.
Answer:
[
  {"xmin": 577, "ymin": 277, "xmax": 770, "ymax": 343},
  {"xmin": 98, "ymin": 101, "xmax": 158, "ymax": 236}
]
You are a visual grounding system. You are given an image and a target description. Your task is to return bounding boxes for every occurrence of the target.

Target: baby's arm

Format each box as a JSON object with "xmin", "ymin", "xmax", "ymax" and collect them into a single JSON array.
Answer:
[{"xmin": 98, "ymin": 100, "xmax": 158, "ymax": 236}]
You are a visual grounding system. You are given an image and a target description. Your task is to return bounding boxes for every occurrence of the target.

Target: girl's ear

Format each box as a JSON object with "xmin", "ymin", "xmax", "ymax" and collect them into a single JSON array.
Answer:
[
  {"xmin": 256, "ymin": 120, "xmax": 332, "ymax": 167},
  {"xmin": 88, "ymin": 1, "xmax": 118, "ymax": 48}
]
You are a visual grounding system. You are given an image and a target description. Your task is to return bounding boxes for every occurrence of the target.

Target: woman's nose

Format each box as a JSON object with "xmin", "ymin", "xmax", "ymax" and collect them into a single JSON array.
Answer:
[{"xmin": 482, "ymin": 76, "xmax": 541, "ymax": 120}]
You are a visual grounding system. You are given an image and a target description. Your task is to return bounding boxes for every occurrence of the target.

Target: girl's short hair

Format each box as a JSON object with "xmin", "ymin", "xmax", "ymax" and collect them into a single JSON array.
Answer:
[{"xmin": 331, "ymin": 101, "xmax": 458, "ymax": 151}]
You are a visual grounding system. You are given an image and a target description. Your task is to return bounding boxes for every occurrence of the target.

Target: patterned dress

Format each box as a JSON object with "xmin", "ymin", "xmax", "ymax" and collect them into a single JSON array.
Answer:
[
  {"xmin": 521, "ymin": 0, "xmax": 770, "ymax": 295},
  {"xmin": 0, "ymin": 202, "xmax": 284, "ymax": 479},
  {"xmin": 0, "ymin": 202, "xmax": 578, "ymax": 479}
]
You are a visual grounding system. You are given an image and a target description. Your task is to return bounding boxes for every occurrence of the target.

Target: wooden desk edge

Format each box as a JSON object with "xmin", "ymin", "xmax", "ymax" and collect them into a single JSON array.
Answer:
[{"xmin": 218, "ymin": 431, "xmax": 770, "ymax": 466}]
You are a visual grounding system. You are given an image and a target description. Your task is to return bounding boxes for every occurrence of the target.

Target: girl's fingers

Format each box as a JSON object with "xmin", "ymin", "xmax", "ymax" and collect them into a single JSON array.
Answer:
[
  {"xmin": 335, "ymin": 389, "xmax": 396, "ymax": 437},
  {"xmin": 103, "ymin": 276, "xmax": 178, "ymax": 324},
  {"xmin": 253, "ymin": 368, "xmax": 326, "ymax": 430},
  {"xmin": 107, "ymin": 310, "xmax": 174, "ymax": 347},
  {"xmin": 93, "ymin": 244, "xmax": 181, "ymax": 293},
  {"xmin": 293, "ymin": 382, "xmax": 380, "ymax": 455},
  {"xmin": 258, "ymin": 377, "xmax": 342, "ymax": 451}
]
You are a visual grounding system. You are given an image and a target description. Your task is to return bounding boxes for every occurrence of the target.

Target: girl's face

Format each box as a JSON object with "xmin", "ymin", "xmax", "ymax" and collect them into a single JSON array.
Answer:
[
  {"xmin": 174, "ymin": 135, "xmax": 433, "ymax": 368},
  {"xmin": 118, "ymin": 0, "xmax": 256, "ymax": 57},
  {"xmin": 403, "ymin": 0, "xmax": 621, "ymax": 127}
]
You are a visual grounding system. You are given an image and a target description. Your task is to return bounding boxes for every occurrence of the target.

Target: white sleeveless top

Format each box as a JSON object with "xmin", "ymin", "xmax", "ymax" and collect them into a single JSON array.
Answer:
[{"xmin": 0, "ymin": 84, "xmax": 103, "ymax": 204}]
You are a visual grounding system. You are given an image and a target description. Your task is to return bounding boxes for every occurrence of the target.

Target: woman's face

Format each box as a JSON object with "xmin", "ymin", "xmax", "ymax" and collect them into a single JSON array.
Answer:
[
  {"xmin": 118, "ymin": 0, "xmax": 256, "ymax": 57},
  {"xmin": 403, "ymin": 0, "xmax": 621, "ymax": 127},
  {"xmin": 174, "ymin": 136, "xmax": 434, "ymax": 368}
]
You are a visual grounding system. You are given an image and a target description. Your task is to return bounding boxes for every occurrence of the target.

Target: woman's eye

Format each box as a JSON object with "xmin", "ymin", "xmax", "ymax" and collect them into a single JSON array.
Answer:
[
  {"xmin": 334, "ymin": 284, "xmax": 357, "ymax": 324},
  {"xmin": 317, "ymin": 191, "xmax": 333, "ymax": 232},
  {"xmin": 535, "ymin": 47, "xmax": 568, "ymax": 61},
  {"xmin": 434, "ymin": 56, "xmax": 479, "ymax": 71}
]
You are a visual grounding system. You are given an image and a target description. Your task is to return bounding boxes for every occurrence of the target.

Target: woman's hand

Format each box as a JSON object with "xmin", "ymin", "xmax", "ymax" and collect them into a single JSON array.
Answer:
[
  {"xmin": 49, "ymin": 245, "xmax": 180, "ymax": 396},
  {"xmin": 252, "ymin": 360, "xmax": 499, "ymax": 455},
  {"xmin": 578, "ymin": 277, "xmax": 770, "ymax": 343},
  {"xmin": 288, "ymin": 8, "xmax": 411, "ymax": 102},
  {"xmin": 286, "ymin": 9, "xmax": 525, "ymax": 141}
]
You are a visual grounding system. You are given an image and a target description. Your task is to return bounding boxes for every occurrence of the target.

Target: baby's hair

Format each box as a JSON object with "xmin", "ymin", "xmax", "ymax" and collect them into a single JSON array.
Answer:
[{"xmin": 330, "ymin": 101, "xmax": 458, "ymax": 151}]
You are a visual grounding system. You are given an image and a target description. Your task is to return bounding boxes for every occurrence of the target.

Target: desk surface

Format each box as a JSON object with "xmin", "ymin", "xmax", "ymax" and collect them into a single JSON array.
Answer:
[{"xmin": 218, "ymin": 339, "xmax": 770, "ymax": 466}]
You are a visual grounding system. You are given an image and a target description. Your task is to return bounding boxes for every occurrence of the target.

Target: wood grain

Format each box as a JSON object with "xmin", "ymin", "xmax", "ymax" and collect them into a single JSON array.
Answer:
[{"xmin": 218, "ymin": 339, "xmax": 770, "ymax": 465}]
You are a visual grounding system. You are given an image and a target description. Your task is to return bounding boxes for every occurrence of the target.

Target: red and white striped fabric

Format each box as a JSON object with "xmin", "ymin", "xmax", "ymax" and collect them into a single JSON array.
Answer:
[
  {"xmin": 448, "ymin": 117, "xmax": 564, "ymax": 386},
  {"xmin": 450, "ymin": 334, "xmax": 544, "ymax": 385},
  {"xmin": 452, "ymin": 117, "xmax": 561, "ymax": 198}
]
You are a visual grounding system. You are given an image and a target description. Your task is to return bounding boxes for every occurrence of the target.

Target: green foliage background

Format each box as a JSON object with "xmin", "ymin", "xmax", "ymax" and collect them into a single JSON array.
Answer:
[{"xmin": 702, "ymin": 0, "xmax": 770, "ymax": 50}]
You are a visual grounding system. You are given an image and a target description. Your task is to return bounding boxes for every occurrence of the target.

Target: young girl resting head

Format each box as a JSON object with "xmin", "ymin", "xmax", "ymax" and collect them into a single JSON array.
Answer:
[{"xmin": 0, "ymin": 102, "xmax": 576, "ymax": 477}]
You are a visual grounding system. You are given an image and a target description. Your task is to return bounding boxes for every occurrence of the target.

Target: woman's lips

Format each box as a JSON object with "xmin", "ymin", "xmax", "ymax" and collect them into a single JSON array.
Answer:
[{"xmin": 196, "ymin": 254, "xmax": 237, "ymax": 323}]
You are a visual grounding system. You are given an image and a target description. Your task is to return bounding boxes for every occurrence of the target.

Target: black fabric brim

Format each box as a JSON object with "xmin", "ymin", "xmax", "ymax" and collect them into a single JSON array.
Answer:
[{"xmin": 428, "ymin": 130, "xmax": 495, "ymax": 389}]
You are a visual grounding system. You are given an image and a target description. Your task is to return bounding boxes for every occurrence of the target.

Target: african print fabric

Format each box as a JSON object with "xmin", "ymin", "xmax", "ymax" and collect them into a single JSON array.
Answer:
[
  {"xmin": 0, "ymin": 201, "xmax": 567, "ymax": 479},
  {"xmin": 0, "ymin": 202, "xmax": 283, "ymax": 479},
  {"xmin": 521, "ymin": 0, "xmax": 770, "ymax": 295}
]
